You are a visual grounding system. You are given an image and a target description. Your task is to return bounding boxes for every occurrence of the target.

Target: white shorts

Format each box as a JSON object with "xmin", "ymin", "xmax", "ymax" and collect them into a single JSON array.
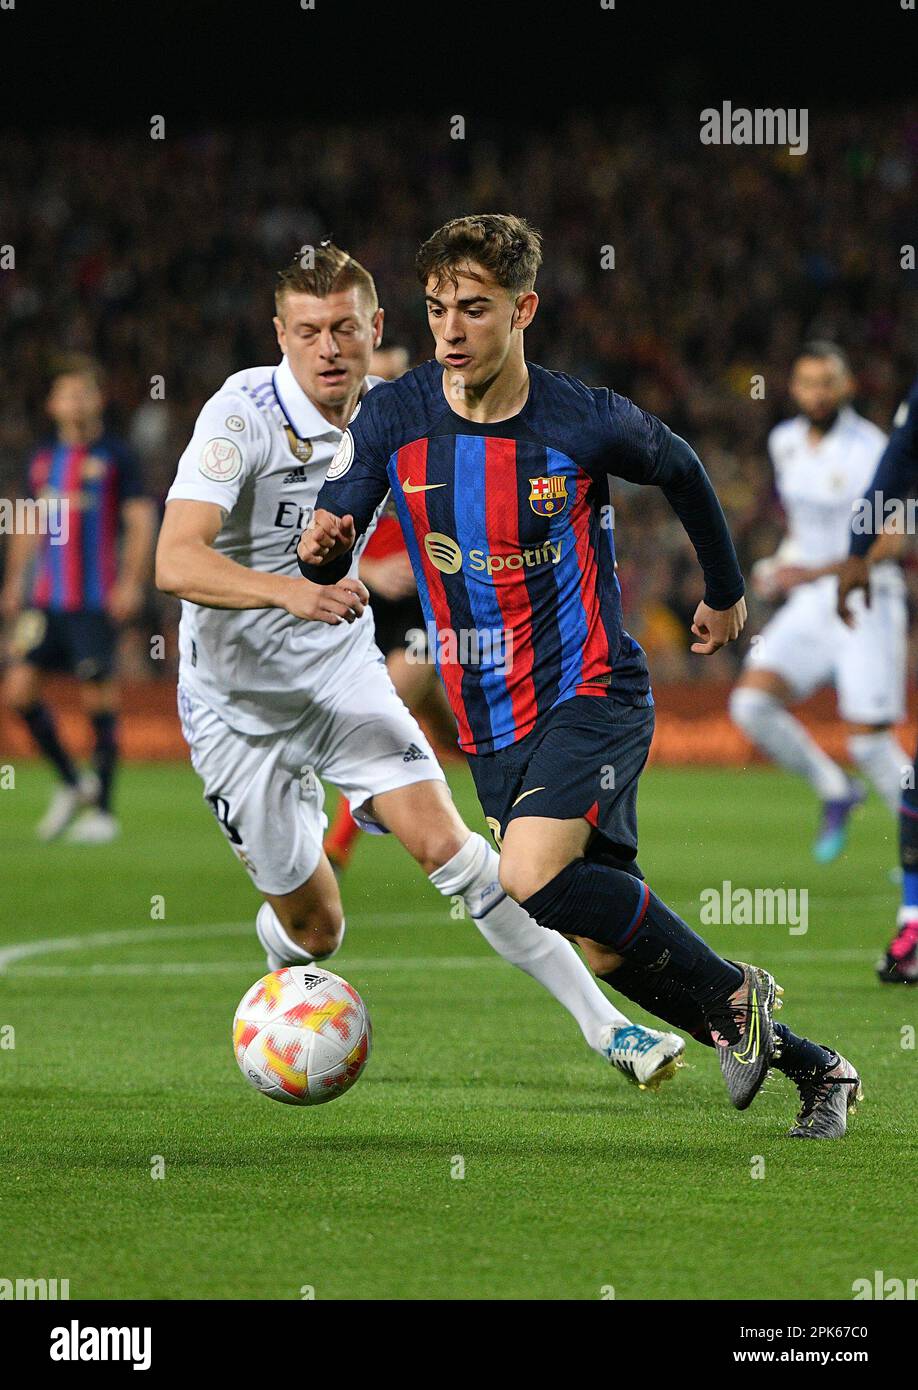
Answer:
[
  {"xmin": 745, "ymin": 569, "xmax": 907, "ymax": 724},
  {"xmin": 177, "ymin": 654, "xmax": 446, "ymax": 896}
]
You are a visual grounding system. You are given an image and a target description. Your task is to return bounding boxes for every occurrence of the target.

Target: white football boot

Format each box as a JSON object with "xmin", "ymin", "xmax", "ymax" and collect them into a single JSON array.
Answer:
[
  {"xmin": 36, "ymin": 772, "xmax": 100, "ymax": 841},
  {"xmin": 66, "ymin": 809, "xmax": 120, "ymax": 844},
  {"xmin": 599, "ymin": 1022, "xmax": 686, "ymax": 1092}
]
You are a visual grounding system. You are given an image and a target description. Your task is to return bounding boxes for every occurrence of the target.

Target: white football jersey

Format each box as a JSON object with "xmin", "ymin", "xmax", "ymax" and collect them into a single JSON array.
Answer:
[
  {"xmin": 767, "ymin": 405, "xmax": 887, "ymax": 569},
  {"xmin": 166, "ymin": 356, "xmax": 387, "ymax": 734}
]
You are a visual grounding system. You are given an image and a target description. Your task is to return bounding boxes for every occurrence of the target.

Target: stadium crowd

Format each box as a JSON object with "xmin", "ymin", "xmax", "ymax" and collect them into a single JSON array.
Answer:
[{"xmin": 2, "ymin": 106, "xmax": 917, "ymax": 679}]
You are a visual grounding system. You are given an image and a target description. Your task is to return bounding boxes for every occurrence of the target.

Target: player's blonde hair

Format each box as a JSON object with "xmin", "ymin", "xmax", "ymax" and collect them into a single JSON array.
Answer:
[{"xmin": 275, "ymin": 241, "xmax": 378, "ymax": 318}]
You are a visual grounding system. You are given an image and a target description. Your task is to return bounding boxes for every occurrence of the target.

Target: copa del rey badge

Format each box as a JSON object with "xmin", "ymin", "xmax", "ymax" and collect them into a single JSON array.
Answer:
[{"xmin": 528, "ymin": 475, "xmax": 568, "ymax": 516}]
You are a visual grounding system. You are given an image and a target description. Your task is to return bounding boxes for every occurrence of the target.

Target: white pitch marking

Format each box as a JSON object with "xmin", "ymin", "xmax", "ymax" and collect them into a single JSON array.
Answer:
[
  {"xmin": 11, "ymin": 956, "xmax": 498, "ymax": 978},
  {"xmin": 0, "ymin": 910, "xmax": 447, "ymax": 975}
]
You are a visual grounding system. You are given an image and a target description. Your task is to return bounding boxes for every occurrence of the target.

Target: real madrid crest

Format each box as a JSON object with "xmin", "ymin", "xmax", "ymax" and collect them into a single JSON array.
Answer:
[{"xmin": 284, "ymin": 426, "xmax": 314, "ymax": 465}]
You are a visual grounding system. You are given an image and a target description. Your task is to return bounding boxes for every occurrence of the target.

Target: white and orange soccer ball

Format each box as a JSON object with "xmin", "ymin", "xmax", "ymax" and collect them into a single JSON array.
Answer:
[{"xmin": 232, "ymin": 966, "xmax": 371, "ymax": 1105}]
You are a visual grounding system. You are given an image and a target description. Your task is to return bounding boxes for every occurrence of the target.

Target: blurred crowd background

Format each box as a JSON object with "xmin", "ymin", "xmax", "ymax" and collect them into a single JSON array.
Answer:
[{"xmin": 2, "ymin": 105, "xmax": 917, "ymax": 681}]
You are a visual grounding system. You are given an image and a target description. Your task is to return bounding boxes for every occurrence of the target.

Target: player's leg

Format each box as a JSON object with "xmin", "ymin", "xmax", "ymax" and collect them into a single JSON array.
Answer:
[
  {"xmin": 837, "ymin": 577, "xmax": 909, "ymax": 819},
  {"xmin": 492, "ymin": 696, "xmax": 783, "ymax": 1109},
  {"xmin": 176, "ymin": 684, "xmax": 346, "ymax": 969},
  {"xmin": 730, "ymin": 653, "xmax": 863, "ymax": 862},
  {"xmin": 367, "ymin": 776, "xmax": 680, "ymax": 1086},
  {"xmin": 257, "ymin": 854, "xmax": 346, "ymax": 969},
  {"xmin": 2, "ymin": 615, "xmax": 96, "ymax": 839},
  {"xmin": 66, "ymin": 613, "xmax": 124, "ymax": 843},
  {"xmin": 878, "ymin": 725, "xmax": 918, "ymax": 984},
  {"xmin": 503, "ymin": 811, "xmax": 864, "ymax": 1125},
  {"xmin": 315, "ymin": 662, "xmax": 676, "ymax": 1079}
]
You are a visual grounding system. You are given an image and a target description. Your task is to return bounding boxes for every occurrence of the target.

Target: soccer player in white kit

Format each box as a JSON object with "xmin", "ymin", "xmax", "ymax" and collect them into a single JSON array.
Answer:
[
  {"xmin": 155, "ymin": 242, "xmax": 685, "ymax": 1091},
  {"xmin": 730, "ymin": 342, "xmax": 909, "ymax": 862}
]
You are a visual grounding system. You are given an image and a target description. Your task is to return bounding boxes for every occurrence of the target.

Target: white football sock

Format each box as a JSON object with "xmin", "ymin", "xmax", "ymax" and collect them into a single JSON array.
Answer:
[
  {"xmin": 730, "ymin": 687, "xmax": 849, "ymax": 800},
  {"xmin": 848, "ymin": 731, "xmax": 910, "ymax": 815},
  {"xmin": 255, "ymin": 901, "xmax": 344, "ymax": 970},
  {"xmin": 428, "ymin": 832, "xmax": 631, "ymax": 1052}
]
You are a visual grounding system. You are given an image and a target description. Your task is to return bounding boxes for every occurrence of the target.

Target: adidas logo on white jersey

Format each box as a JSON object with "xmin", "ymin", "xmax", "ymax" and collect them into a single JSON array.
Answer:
[
  {"xmin": 282, "ymin": 465, "xmax": 308, "ymax": 485},
  {"xmin": 402, "ymin": 743, "xmax": 429, "ymax": 763}
]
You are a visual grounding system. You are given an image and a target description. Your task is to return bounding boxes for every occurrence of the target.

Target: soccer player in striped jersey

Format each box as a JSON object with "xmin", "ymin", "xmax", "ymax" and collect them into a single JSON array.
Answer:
[
  {"xmin": 1, "ymin": 356, "xmax": 155, "ymax": 842},
  {"xmin": 299, "ymin": 214, "xmax": 861, "ymax": 1137},
  {"xmin": 839, "ymin": 373, "xmax": 918, "ymax": 984}
]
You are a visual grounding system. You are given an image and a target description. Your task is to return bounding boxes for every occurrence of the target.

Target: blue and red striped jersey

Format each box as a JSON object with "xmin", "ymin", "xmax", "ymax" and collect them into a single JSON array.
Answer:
[
  {"xmin": 309, "ymin": 360, "xmax": 744, "ymax": 754},
  {"xmin": 26, "ymin": 435, "xmax": 145, "ymax": 613}
]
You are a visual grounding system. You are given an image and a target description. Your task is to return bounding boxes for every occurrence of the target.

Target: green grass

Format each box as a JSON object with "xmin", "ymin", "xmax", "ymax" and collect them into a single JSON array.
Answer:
[{"xmin": 0, "ymin": 759, "xmax": 914, "ymax": 1300}]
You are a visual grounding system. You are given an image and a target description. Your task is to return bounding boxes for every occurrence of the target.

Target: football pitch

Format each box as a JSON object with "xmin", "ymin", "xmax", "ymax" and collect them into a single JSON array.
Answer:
[{"xmin": 0, "ymin": 758, "xmax": 914, "ymax": 1301}]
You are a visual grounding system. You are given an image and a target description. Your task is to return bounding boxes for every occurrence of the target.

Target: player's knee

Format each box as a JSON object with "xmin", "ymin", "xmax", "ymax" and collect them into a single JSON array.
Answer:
[
  {"xmin": 729, "ymin": 684, "xmax": 777, "ymax": 730},
  {"xmin": 498, "ymin": 849, "xmax": 557, "ymax": 904}
]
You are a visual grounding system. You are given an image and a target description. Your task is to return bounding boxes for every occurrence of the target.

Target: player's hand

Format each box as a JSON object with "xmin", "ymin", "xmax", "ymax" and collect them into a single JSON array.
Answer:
[
  {"xmin": 836, "ymin": 555, "xmax": 870, "ymax": 627},
  {"xmin": 282, "ymin": 576, "xmax": 369, "ymax": 625},
  {"xmin": 690, "ymin": 596, "xmax": 747, "ymax": 655},
  {"xmin": 360, "ymin": 553, "xmax": 416, "ymax": 602},
  {"xmin": 297, "ymin": 510, "xmax": 357, "ymax": 567},
  {"xmin": 107, "ymin": 580, "xmax": 144, "ymax": 624}
]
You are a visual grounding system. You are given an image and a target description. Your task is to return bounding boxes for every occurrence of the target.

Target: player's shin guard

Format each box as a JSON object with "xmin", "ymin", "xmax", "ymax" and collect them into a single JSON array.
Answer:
[
  {"xmin": 521, "ymin": 861, "xmax": 743, "ymax": 1011},
  {"xmin": 729, "ymin": 687, "xmax": 849, "ymax": 800},
  {"xmin": 255, "ymin": 902, "xmax": 344, "ymax": 969},
  {"xmin": 428, "ymin": 833, "xmax": 632, "ymax": 1050},
  {"xmin": 600, "ymin": 959, "xmax": 715, "ymax": 1048},
  {"xmin": 848, "ymin": 731, "xmax": 910, "ymax": 816}
]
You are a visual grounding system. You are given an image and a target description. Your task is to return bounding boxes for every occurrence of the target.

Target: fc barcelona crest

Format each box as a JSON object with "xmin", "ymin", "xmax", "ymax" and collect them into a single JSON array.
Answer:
[
  {"xmin": 283, "ymin": 426, "xmax": 314, "ymax": 465},
  {"xmin": 528, "ymin": 475, "xmax": 568, "ymax": 516}
]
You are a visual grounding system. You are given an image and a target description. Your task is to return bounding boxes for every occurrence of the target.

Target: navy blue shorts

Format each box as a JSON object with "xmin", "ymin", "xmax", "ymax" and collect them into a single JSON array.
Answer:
[
  {"xmin": 467, "ymin": 693, "xmax": 655, "ymax": 864},
  {"xmin": 20, "ymin": 609, "xmax": 118, "ymax": 681}
]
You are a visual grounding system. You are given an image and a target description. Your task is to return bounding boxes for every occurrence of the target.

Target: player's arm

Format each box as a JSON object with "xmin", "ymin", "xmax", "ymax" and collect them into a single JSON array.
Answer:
[
  {"xmin": 608, "ymin": 404, "xmax": 746, "ymax": 654},
  {"xmin": 838, "ymin": 379, "xmax": 918, "ymax": 622},
  {"xmin": 1, "ymin": 453, "xmax": 45, "ymax": 621},
  {"xmin": 0, "ymin": 526, "xmax": 41, "ymax": 622},
  {"xmin": 297, "ymin": 399, "xmax": 392, "ymax": 584},
  {"xmin": 155, "ymin": 500, "xmax": 366, "ymax": 624},
  {"xmin": 108, "ymin": 497, "xmax": 157, "ymax": 623}
]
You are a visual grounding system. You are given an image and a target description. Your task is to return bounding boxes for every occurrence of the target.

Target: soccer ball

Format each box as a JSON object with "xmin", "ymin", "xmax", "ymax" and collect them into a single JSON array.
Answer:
[{"xmin": 232, "ymin": 966, "xmax": 371, "ymax": 1105}]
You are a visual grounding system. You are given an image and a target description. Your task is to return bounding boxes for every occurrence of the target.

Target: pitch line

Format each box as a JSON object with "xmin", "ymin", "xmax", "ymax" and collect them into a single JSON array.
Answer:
[{"xmin": 0, "ymin": 911, "xmax": 447, "ymax": 975}]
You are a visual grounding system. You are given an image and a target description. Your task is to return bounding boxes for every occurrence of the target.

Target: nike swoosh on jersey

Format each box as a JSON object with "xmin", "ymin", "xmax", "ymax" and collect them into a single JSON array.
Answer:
[
  {"xmin": 511, "ymin": 786, "xmax": 547, "ymax": 807},
  {"xmin": 401, "ymin": 478, "xmax": 447, "ymax": 493}
]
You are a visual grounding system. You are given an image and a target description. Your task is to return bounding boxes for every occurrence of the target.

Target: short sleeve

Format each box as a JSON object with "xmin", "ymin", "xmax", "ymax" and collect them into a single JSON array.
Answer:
[{"xmin": 166, "ymin": 391, "xmax": 267, "ymax": 513}]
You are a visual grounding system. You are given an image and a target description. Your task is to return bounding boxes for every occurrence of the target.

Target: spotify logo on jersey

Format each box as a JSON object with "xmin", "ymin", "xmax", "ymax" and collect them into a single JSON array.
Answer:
[{"xmin": 424, "ymin": 532, "xmax": 463, "ymax": 574}]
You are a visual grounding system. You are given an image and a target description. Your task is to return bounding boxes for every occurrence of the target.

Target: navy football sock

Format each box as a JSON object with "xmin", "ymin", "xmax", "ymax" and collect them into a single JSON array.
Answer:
[
  {"xmin": 90, "ymin": 711, "xmax": 118, "ymax": 813},
  {"xmin": 521, "ymin": 860, "xmax": 742, "ymax": 1010},
  {"xmin": 19, "ymin": 702, "xmax": 78, "ymax": 786},
  {"xmin": 601, "ymin": 958, "xmax": 715, "ymax": 1048},
  {"xmin": 771, "ymin": 1023, "xmax": 837, "ymax": 1082}
]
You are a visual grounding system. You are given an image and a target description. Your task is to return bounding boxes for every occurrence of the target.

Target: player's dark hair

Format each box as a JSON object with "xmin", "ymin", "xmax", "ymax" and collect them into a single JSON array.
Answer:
[
  {"xmin": 795, "ymin": 340, "xmax": 851, "ymax": 373},
  {"xmin": 275, "ymin": 241, "xmax": 378, "ymax": 316},
  {"xmin": 416, "ymin": 214, "xmax": 543, "ymax": 296},
  {"xmin": 47, "ymin": 353, "xmax": 105, "ymax": 391}
]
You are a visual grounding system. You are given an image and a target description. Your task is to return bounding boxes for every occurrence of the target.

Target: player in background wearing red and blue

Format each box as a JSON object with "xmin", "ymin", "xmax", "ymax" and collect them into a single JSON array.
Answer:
[
  {"xmin": 1, "ymin": 356, "xmax": 156, "ymax": 842},
  {"xmin": 300, "ymin": 215, "xmax": 862, "ymax": 1137},
  {"xmin": 838, "ymin": 374, "xmax": 918, "ymax": 983}
]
